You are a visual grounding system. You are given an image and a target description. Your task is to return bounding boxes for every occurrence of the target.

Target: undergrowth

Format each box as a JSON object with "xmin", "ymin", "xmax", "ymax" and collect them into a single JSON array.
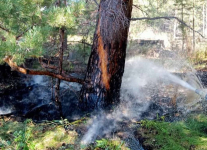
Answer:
[
  {"xmin": 89, "ymin": 138, "xmax": 129, "ymax": 150},
  {"xmin": 1, "ymin": 114, "xmax": 207, "ymax": 150},
  {"xmin": 0, "ymin": 117, "xmax": 128, "ymax": 150},
  {"xmin": 138, "ymin": 114, "xmax": 207, "ymax": 150},
  {"xmin": 0, "ymin": 118, "xmax": 84, "ymax": 150}
]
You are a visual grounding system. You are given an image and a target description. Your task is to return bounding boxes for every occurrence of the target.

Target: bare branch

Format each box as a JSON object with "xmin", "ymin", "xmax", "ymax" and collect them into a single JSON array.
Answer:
[
  {"xmin": 39, "ymin": 57, "xmax": 58, "ymax": 70},
  {"xmin": 92, "ymin": 0, "xmax": 99, "ymax": 6},
  {"xmin": 68, "ymin": 40, "xmax": 92, "ymax": 46},
  {"xmin": 16, "ymin": 25, "xmax": 35, "ymax": 40},
  {"xmin": 132, "ymin": 4, "xmax": 149, "ymax": 17},
  {"xmin": 0, "ymin": 24, "xmax": 10, "ymax": 32},
  {"xmin": 130, "ymin": 16, "xmax": 206, "ymax": 38},
  {"xmin": 3, "ymin": 56, "xmax": 84, "ymax": 84},
  {"xmin": 0, "ymin": 24, "xmax": 35, "ymax": 40}
]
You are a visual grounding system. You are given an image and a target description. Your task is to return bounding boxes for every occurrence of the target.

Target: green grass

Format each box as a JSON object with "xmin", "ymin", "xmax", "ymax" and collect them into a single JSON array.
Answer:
[
  {"xmin": 0, "ymin": 118, "xmax": 81, "ymax": 150},
  {"xmin": 1, "ymin": 114, "xmax": 207, "ymax": 150},
  {"xmin": 0, "ymin": 117, "xmax": 127, "ymax": 150},
  {"xmin": 138, "ymin": 114, "xmax": 207, "ymax": 150},
  {"xmin": 91, "ymin": 138, "xmax": 129, "ymax": 150}
]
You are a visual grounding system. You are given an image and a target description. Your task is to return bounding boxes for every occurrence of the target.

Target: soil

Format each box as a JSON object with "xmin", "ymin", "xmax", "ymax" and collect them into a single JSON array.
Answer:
[{"xmin": 0, "ymin": 64, "xmax": 83, "ymax": 121}]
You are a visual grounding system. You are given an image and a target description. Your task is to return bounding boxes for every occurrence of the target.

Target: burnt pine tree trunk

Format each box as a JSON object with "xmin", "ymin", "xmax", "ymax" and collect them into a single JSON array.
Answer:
[{"xmin": 80, "ymin": 0, "xmax": 133, "ymax": 110}]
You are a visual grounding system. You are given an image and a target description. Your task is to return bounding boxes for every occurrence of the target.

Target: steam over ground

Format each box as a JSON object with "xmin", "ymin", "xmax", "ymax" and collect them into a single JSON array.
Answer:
[{"xmin": 81, "ymin": 56, "xmax": 203, "ymax": 145}]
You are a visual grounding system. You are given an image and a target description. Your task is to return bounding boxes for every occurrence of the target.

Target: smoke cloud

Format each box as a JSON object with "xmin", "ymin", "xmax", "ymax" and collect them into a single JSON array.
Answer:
[{"xmin": 81, "ymin": 56, "xmax": 202, "ymax": 145}]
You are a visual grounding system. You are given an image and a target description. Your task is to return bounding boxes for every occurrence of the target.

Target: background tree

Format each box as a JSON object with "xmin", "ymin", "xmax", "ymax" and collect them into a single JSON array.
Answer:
[{"xmin": 129, "ymin": 0, "xmax": 207, "ymax": 58}]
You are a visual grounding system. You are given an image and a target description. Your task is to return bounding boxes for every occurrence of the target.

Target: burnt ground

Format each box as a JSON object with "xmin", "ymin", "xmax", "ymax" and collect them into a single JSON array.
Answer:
[
  {"xmin": 0, "ymin": 64, "xmax": 84, "ymax": 121},
  {"xmin": 197, "ymin": 70, "xmax": 207, "ymax": 88},
  {"xmin": 1, "ymin": 63, "xmax": 207, "ymax": 120},
  {"xmin": 0, "ymin": 63, "xmax": 176, "ymax": 121},
  {"xmin": 1, "ymin": 63, "xmax": 207, "ymax": 149},
  {"xmin": 0, "ymin": 64, "xmax": 27, "ymax": 96}
]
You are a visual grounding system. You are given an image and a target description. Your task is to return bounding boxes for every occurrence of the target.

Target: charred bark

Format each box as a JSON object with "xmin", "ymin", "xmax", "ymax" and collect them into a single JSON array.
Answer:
[{"xmin": 80, "ymin": 0, "xmax": 133, "ymax": 110}]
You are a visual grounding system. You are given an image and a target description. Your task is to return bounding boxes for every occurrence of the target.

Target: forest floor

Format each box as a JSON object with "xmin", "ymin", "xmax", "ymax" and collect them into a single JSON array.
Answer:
[
  {"xmin": 1, "ymin": 112, "xmax": 207, "ymax": 150},
  {"xmin": 1, "ymin": 57, "xmax": 207, "ymax": 150},
  {"xmin": 0, "ymin": 115, "xmax": 130, "ymax": 150}
]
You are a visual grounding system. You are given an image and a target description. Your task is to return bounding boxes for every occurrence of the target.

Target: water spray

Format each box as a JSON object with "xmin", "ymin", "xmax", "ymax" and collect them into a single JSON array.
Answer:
[{"xmin": 195, "ymin": 89, "xmax": 207, "ymax": 100}]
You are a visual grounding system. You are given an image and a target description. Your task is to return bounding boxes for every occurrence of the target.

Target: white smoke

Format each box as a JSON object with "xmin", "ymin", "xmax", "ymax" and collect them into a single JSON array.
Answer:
[
  {"xmin": 81, "ymin": 56, "xmax": 202, "ymax": 145},
  {"xmin": 0, "ymin": 107, "xmax": 12, "ymax": 115},
  {"xmin": 32, "ymin": 75, "xmax": 45, "ymax": 85}
]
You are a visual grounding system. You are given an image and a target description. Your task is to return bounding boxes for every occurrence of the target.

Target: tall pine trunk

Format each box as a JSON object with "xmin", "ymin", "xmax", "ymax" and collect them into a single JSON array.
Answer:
[{"xmin": 80, "ymin": 0, "xmax": 133, "ymax": 110}]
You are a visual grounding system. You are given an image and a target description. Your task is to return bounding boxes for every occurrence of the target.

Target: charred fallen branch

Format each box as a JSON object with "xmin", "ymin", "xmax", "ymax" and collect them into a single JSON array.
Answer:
[{"xmin": 3, "ymin": 56, "xmax": 84, "ymax": 84}]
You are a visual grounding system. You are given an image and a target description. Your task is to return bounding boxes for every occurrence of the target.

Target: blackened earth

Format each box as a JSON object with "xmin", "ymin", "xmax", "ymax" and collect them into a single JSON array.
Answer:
[{"xmin": 1, "ymin": 64, "xmax": 207, "ymax": 122}]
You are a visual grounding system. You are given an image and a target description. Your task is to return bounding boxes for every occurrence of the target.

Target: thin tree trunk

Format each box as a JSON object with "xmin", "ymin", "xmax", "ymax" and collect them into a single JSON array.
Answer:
[
  {"xmin": 203, "ymin": 4, "xmax": 205, "ymax": 36},
  {"xmin": 51, "ymin": 77, "xmax": 54, "ymax": 100},
  {"xmin": 83, "ymin": 39, "xmax": 86, "ymax": 63},
  {"xmin": 80, "ymin": 0, "xmax": 133, "ymax": 110},
  {"xmin": 174, "ymin": 10, "xmax": 177, "ymax": 40},
  {"xmin": 55, "ymin": 78, "xmax": 61, "ymax": 108},
  {"xmin": 182, "ymin": 0, "xmax": 184, "ymax": 52},
  {"xmin": 55, "ymin": 28, "xmax": 65, "ymax": 117},
  {"xmin": 205, "ymin": 2, "xmax": 207, "ymax": 37},
  {"xmin": 204, "ymin": 2, "xmax": 207, "ymax": 37},
  {"xmin": 193, "ymin": 0, "xmax": 195, "ymax": 52}
]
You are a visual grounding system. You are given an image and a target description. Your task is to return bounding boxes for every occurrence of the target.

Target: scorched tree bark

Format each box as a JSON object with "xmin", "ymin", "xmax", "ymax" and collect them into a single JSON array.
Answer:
[{"xmin": 80, "ymin": 0, "xmax": 133, "ymax": 110}]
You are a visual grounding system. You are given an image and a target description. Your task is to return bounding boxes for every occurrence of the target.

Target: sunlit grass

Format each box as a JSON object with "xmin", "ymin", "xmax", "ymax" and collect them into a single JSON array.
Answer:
[
  {"xmin": 0, "ymin": 118, "xmax": 80, "ymax": 150},
  {"xmin": 33, "ymin": 126, "xmax": 78, "ymax": 149},
  {"xmin": 139, "ymin": 114, "xmax": 207, "ymax": 150}
]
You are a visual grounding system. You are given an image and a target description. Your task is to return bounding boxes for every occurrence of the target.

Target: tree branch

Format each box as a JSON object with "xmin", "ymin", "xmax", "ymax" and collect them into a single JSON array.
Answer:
[
  {"xmin": 92, "ymin": 0, "xmax": 99, "ymax": 6},
  {"xmin": 0, "ymin": 23, "xmax": 35, "ymax": 40},
  {"xmin": 16, "ymin": 25, "xmax": 35, "ymax": 40},
  {"xmin": 38, "ymin": 57, "xmax": 58, "ymax": 70},
  {"xmin": 0, "ymin": 24, "xmax": 10, "ymax": 32},
  {"xmin": 68, "ymin": 40, "xmax": 92, "ymax": 46},
  {"xmin": 3, "ymin": 56, "xmax": 84, "ymax": 84},
  {"xmin": 130, "ymin": 16, "xmax": 206, "ymax": 38},
  {"xmin": 132, "ymin": 4, "xmax": 149, "ymax": 17}
]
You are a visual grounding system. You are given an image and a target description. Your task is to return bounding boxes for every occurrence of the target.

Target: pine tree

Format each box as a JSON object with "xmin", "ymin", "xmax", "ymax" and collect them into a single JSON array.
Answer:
[
  {"xmin": 0, "ymin": 0, "xmax": 86, "ymax": 116},
  {"xmin": 0, "ymin": 0, "xmax": 85, "ymax": 64}
]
